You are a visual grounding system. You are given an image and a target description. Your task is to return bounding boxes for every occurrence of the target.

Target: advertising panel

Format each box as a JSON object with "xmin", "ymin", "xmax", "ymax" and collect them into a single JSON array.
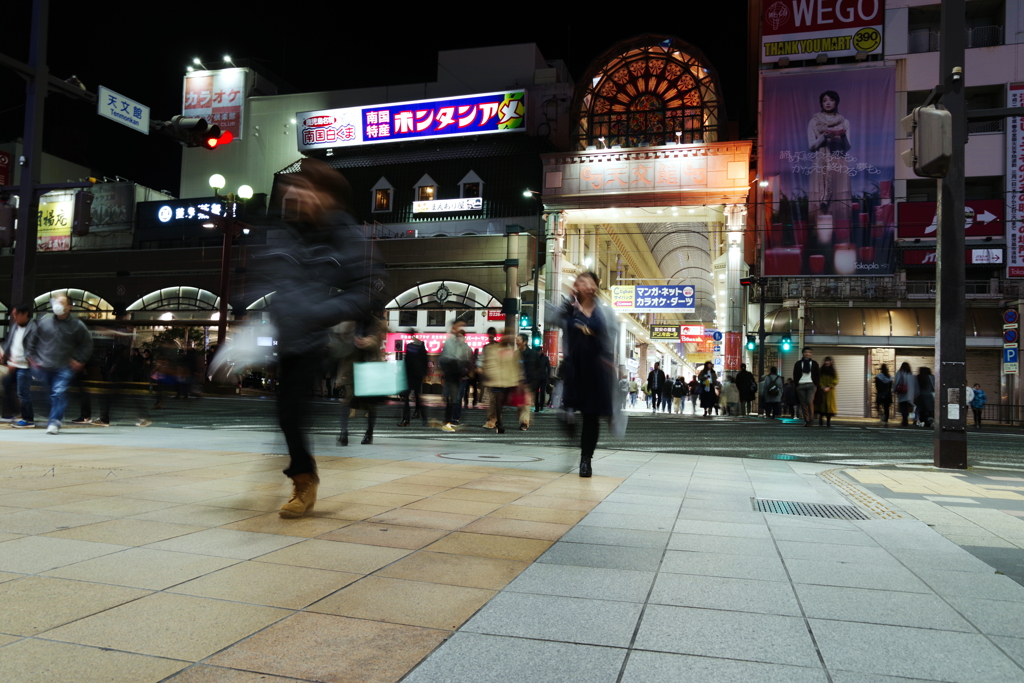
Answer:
[
  {"xmin": 297, "ymin": 90, "xmax": 525, "ymax": 152},
  {"xmin": 651, "ymin": 325, "xmax": 681, "ymax": 340},
  {"xmin": 898, "ymin": 200, "xmax": 1004, "ymax": 239},
  {"xmin": 1006, "ymin": 83, "xmax": 1024, "ymax": 278},
  {"xmin": 762, "ymin": 68, "xmax": 896, "ymax": 276},
  {"xmin": 89, "ymin": 182, "xmax": 135, "ymax": 232},
  {"xmin": 386, "ymin": 332, "xmax": 498, "ymax": 354},
  {"xmin": 761, "ymin": 0, "xmax": 884, "ymax": 63},
  {"xmin": 679, "ymin": 324, "xmax": 705, "ymax": 343},
  {"xmin": 725, "ymin": 332, "xmax": 742, "ymax": 371},
  {"xmin": 183, "ymin": 68, "xmax": 246, "ymax": 141},
  {"xmin": 610, "ymin": 285, "xmax": 696, "ymax": 313},
  {"xmin": 903, "ymin": 248, "xmax": 1004, "ymax": 267},
  {"xmin": 37, "ymin": 195, "xmax": 72, "ymax": 252},
  {"xmin": 413, "ymin": 197, "xmax": 483, "ymax": 214}
]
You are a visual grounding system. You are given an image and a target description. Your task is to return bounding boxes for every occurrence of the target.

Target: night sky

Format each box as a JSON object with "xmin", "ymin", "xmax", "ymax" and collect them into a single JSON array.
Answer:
[{"xmin": 1, "ymin": 7, "xmax": 751, "ymax": 197}]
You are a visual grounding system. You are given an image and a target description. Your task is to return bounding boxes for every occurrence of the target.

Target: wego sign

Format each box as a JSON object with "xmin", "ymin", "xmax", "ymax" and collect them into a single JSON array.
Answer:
[{"xmin": 761, "ymin": 0, "xmax": 883, "ymax": 63}]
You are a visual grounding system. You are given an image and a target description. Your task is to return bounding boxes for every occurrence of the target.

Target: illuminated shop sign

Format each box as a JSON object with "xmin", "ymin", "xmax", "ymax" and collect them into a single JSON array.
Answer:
[
  {"xmin": 412, "ymin": 197, "xmax": 483, "ymax": 214},
  {"xmin": 297, "ymin": 90, "xmax": 526, "ymax": 151}
]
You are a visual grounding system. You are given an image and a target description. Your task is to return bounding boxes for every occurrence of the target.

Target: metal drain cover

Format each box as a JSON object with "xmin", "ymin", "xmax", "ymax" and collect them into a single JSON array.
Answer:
[
  {"xmin": 436, "ymin": 453, "xmax": 543, "ymax": 463},
  {"xmin": 752, "ymin": 498, "xmax": 870, "ymax": 520}
]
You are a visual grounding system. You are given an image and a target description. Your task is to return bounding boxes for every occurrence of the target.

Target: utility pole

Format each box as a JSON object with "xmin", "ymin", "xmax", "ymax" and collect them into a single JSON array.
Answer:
[{"xmin": 934, "ymin": 0, "xmax": 968, "ymax": 469}]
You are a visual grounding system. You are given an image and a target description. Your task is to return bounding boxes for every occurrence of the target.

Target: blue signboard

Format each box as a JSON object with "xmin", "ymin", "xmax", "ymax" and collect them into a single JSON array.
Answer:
[
  {"xmin": 1006, "ymin": 347, "xmax": 1019, "ymax": 364},
  {"xmin": 297, "ymin": 90, "xmax": 526, "ymax": 152}
]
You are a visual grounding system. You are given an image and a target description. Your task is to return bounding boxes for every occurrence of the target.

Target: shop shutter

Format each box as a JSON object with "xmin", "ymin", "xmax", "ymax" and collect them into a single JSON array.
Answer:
[
  {"xmin": 828, "ymin": 352, "xmax": 867, "ymax": 418},
  {"xmin": 967, "ymin": 350, "xmax": 1001, "ymax": 404},
  {"xmin": 895, "ymin": 352, "xmax": 935, "ymax": 377}
]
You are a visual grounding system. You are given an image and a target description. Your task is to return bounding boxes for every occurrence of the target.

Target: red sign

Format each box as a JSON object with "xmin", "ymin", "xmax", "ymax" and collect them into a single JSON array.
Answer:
[
  {"xmin": 898, "ymin": 200, "xmax": 1004, "ymax": 239},
  {"xmin": 486, "ymin": 310, "xmax": 506, "ymax": 321},
  {"xmin": 725, "ymin": 332, "xmax": 742, "ymax": 371},
  {"xmin": 902, "ymin": 248, "xmax": 1004, "ymax": 266},
  {"xmin": 762, "ymin": 0, "xmax": 883, "ymax": 38},
  {"xmin": 0, "ymin": 151, "xmax": 10, "ymax": 187},
  {"xmin": 183, "ymin": 68, "xmax": 245, "ymax": 141},
  {"xmin": 386, "ymin": 332, "xmax": 499, "ymax": 355}
]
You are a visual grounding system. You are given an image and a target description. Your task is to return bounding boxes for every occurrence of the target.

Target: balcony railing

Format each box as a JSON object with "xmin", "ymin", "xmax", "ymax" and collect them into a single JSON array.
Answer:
[
  {"xmin": 907, "ymin": 25, "xmax": 1003, "ymax": 53},
  {"xmin": 754, "ymin": 277, "xmax": 1023, "ymax": 302}
]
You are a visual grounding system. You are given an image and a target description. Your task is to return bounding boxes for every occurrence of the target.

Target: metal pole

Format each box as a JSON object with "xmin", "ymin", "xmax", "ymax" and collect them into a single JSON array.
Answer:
[
  {"xmin": 504, "ymin": 227, "xmax": 520, "ymax": 332},
  {"xmin": 757, "ymin": 281, "xmax": 766, "ymax": 381},
  {"xmin": 216, "ymin": 201, "xmax": 234, "ymax": 346},
  {"xmin": 10, "ymin": 0, "xmax": 48, "ymax": 306},
  {"xmin": 934, "ymin": 0, "xmax": 968, "ymax": 468},
  {"xmin": 531, "ymin": 198, "xmax": 543, "ymax": 348}
]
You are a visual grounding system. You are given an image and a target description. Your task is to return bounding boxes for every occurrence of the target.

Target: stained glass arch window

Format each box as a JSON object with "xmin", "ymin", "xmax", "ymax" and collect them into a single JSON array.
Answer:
[{"xmin": 574, "ymin": 35, "xmax": 725, "ymax": 150}]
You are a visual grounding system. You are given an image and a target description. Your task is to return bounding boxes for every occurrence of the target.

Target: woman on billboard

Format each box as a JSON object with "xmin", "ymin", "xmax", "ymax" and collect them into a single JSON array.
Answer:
[{"xmin": 807, "ymin": 90, "xmax": 851, "ymax": 227}]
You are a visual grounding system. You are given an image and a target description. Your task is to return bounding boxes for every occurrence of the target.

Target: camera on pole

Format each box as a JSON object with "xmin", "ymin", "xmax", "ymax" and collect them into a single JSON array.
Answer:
[{"xmin": 900, "ymin": 105, "xmax": 952, "ymax": 178}]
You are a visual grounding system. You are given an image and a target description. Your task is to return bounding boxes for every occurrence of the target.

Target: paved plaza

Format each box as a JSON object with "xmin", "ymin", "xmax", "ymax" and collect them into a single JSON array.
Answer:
[{"xmin": 2, "ymin": 424, "xmax": 1024, "ymax": 682}]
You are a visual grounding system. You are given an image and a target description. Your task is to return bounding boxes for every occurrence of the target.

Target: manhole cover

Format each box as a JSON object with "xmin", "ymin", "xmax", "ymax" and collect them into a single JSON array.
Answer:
[
  {"xmin": 436, "ymin": 453, "xmax": 543, "ymax": 463},
  {"xmin": 752, "ymin": 498, "xmax": 870, "ymax": 520}
]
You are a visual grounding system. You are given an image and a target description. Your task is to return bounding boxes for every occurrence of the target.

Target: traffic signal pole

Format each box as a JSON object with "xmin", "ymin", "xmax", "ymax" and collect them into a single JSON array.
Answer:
[{"xmin": 934, "ymin": 0, "xmax": 968, "ymax": 469}]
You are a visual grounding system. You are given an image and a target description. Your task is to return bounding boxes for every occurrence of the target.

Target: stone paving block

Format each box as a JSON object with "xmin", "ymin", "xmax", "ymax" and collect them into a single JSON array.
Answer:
[
  {"xmin": 913, "ymin": 568, "xmax": 1024, "ymax": 603},
  {"xmin": 886, "ymin": 546, "xmax": 996, "ymax": 574},
  {"xmin": 809, "ymin": 619, "xmax": 1023, "ymax": 683},
  {"xmin": 506, "ymin": 562, "xmax": 655, "ymax": 603},
  {"xmin": 620, "ymin": 651, "xmax": 827, "ymax": 683},
  {"xmin": 633, "ymin": 604, "xmax": 821, "ymax": 668},
  {"xmin": 828, "ymin": 673, "xmax": 950, "ymax": 683},
  {"xmin": 650, "ymin": 573, "xmax": 801, "ymax": 616},
  {"xmin": 785, "ymin": 558, "xmax": 932, "ymax": 593},
  {"xmin": 990, "ymin": 635, "xmax": 1024, "ymax": 669},
  {"xmin": 462, "ymin": 591, "xmax": 643, "ymax": 647},
  {"xmin": 601, "ymin": 492, "xmax": 682, "ymax": 508},
  {"xmin": 537, "ymin": 541, "xmax": 664, "ymax": 572},
  {"xmin": 770, "ymin": 527, "xmax": 880, "ymax": 547},
  {"xmin": 0, "ymin": 536, "xmax": 128, "ymax": 574},
  {"xmin": 795, "ymin": 584, "xmax": 976, "ymax": 632},
  {"xmin": 946, "ymin": 596, "xmax": 1024, "ymax": 638},
  {"xmin": 667, "ymin": 533, "xmax": 778, "ymax": 557},
  {"xmin": 673, "ymin": 520, "xmax": 772, "ymax": 539},
  {"xmin": 401, "ymin": 632, "xmax": 626, "ymax": 683},
  {"xmin": 591, "ymin": 502, "xmax": 679, "ymax": 519},
  {"xmin": 0, "ymin": 639, "xmax": 188, "ymax": 683},
  {"xmin": 680, "ymin": 497, "xmax": 761, "ymax": 512},
  {"xmin": 675, "ymin": 508, "xmax": 767, "ymax": 524},
  {"xmin": 144, "ymin": 528, "xmax": 303, "ymax": 560},
  {"xmin": 775, "ymin": 541, "xmax": 900, "ymax": 565},
  {"xmin": 578, "ymin": 512, "xmax": 675, "ymax": 532},
  {"xmin": 559, "ymin": 526, "xmax": 670, "ymax": 549},
  {"xmin": 660, "ymin": 549, "xmax": 789, "ymax": 582}
]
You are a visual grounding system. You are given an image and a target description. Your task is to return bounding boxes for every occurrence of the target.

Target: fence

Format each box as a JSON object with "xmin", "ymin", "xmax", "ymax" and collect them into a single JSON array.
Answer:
[{"xmin": 981, "ymin": 404, "xmax": 1024, "ymax": 427}]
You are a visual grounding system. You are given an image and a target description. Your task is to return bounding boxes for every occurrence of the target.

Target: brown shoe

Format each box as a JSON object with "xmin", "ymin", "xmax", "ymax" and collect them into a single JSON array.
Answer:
[{"xmin": 279, "ymin": 473, "xmax": 320, "ymax": 518}]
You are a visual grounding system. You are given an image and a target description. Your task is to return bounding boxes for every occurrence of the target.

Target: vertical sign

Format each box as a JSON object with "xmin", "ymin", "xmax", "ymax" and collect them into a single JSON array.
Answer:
[
  {"xmin": 183, "ymin": 68, "xmax": 246, "ymax": 141},
  {"xmin": 0, "ymin": 150, "xmax": 10, "ymax": 186},
  {"xmin": 725, "ymin": 331, "xmax": 742, "ymax": 371},
  {"xmin": 37, "ymin": 195, "xmax": 73, "ymax": 252},
  {"xmin": 1007, "ymin": 84, "xmax": 1024, "ymax": 278}
]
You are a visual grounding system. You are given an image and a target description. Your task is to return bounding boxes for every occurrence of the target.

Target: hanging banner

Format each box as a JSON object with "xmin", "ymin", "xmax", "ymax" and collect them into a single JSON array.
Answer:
[
  {"xmin": 611, "ymin": 285, "xmax": 695, "ymax": 313},
  {"xmin": 89, "ymin": 182, "xmax": 135, "ymax": 232},
  {"xmin": 761, "ymin": 0, "xmax": 884, "ymax": 63},
  {"xmin": 297, "ymin": 90, "xmax": 525, "ymax": 152},
  {"xmin": 183, "ymin": 68, "xmax": 246, "ymax": 141},
  {"xmin": 650, "ymin": 325, "xmax": 681, "ymax": 340},
  {"xmin": 762, "ymin": 68, "xmax": 896, "ymax": 276},
  {"xmin": 37, "ymin": 195, "xmax": 73, "ymax": 252},
  {"xmin": 1007, "ymin": 83, "xmax": 1024, "ymax": 278}
]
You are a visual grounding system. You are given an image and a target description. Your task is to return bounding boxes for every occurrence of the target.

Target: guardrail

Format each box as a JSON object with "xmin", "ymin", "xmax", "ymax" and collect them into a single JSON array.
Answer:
[{"xmin": 981, "ymin": 404, "xmax": 1024, "ymax": 426}]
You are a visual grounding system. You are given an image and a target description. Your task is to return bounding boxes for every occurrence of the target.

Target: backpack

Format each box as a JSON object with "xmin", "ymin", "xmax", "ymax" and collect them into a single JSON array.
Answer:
[
  {"xmin": 748, "ymin": 378, "xmax": 758, "ymax": 395},
  {"xmin": 766, "ymin": 375, "xmax": 781, "ymax": 397},
  {"xmin": 895, "ymin": 373, "xmax": 908, "ymax": 395}
]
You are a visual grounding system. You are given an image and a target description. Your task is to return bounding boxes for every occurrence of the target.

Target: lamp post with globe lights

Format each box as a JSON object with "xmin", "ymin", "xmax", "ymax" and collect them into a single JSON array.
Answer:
[{"xmin": 206, "ymin": 175, "xmax": 254, "ymax": 347}]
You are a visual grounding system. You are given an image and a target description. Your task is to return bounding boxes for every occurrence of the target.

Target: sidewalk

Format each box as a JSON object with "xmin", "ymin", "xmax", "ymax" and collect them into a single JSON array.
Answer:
[{"xmin": 1, "ymin": 427, "xmax": 1023, "ymax": 682}]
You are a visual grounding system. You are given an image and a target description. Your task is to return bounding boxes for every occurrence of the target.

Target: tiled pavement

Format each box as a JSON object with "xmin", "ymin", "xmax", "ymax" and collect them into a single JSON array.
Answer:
[{"xmin": 1, "ymin": 428, "xmax": 1024, "ymax": 682}]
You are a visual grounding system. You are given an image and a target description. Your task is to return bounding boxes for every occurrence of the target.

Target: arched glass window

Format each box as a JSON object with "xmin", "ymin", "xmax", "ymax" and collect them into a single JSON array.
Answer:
[
  {"xmin": 34, "ymin": 289, "xmax": 115, "ymax": 320},
  {"xmin": 574, "ymin": 35, "xmax": 725, "ymax": 150},
  {"xmin": 127, "ymin": 287, "xmax": 226, "ymax": 312},
  {"xmin": 385, "ymin": 281, "xmax": 499, "ymax": 310}
]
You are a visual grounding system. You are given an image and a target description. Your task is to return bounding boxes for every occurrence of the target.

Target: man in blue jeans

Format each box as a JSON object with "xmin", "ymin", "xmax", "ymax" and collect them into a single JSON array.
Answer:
[
  {"xmin": 1, "ymin": 303, "xmax": 37, "ymax": 427},
  {"xmin": 25, "ymin": 294, "xmax": 93, "ymax": 435}
]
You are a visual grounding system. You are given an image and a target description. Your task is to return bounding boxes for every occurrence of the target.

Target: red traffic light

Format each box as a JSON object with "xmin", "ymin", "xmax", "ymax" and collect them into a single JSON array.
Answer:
[
  {"xmin": 739, "ymin": 277, "xmax": 756, "ymax": 287},
  {"xmin": 202, "ymin": 128, "xmax": 232, "ymax": 150}
]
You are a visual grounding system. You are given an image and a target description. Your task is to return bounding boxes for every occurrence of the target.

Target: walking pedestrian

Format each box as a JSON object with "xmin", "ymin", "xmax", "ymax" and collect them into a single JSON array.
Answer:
[
  {"xmin": 688, "ymin": 375, "xmax": 699, "ymax": 414},
  {"xmin": 642, "ymin": 380, "xmax": 651, "ymax": 409},
  {"xmin": 482, "ymin": 329, "xmax": 524, "ymax": 434},
  {"xmin": 535, "ymin": 354, "xmax": 551, "ymax": 412},
  {"xmin": 1, "ymin": 303, "xmax": 37, "ymax": 427},
  {"xmin": 915, "ymin": 367, "xmax": 935, "ymax": 428},
  {"xmin": 93, "ymin": 343, "xmax": 151, "ymax": 427},
  {"xmin": 515, "ymin": 333, "xmax": 539, "ymax": 429},
  {"xmin": 340, "ymin": 312, "xmax": 387, "ymax": 445},
  {"xmin": 816, "ymin": 356, "xmax": 838, "ymax": 427},
  {"xmin": 782, "ymin": 378, "xmax": 799, "ymax": 418},
  {"xmin": 647, "ymin": 362, "xmax": 666, "ymax": 414},
  {"xmin": 697, "ymin": 361, "xmax": 717, "ymax": 417},
  {"xmin": 440, "ymin": 321, "xmax": 473, "ymax": 432},
  {"xmin": 397, "ymin": 330, "xmax": 428, "ymax": 427},
  {"xmin": 23, "ymin": 294, "xmax": 93, "ymax": 435},
  {"xmin": 735, "ymin": 363, "xmax": 757, "ymax": 416},
  {"xmin": 894, "ymin": 362, "xmax": 918, "ymax": 427},
  {"xmin": 671, "ymin": 375, "xmax": 686, "ymax": 414},
  {"xmin": 759, "ymin": 366, "xmax": 784, "ymax": 419},
  {"xmin": 558, "ymin": 272, "xmax": 619, "ymax": 477},
  {"xmin": 722, "ymin": 376, "xmax": 740, "ymax": 415},
  {"xmin": 792, "ymin": 347, "xmax": 820, "ymax": 426},
  {"xmin": 617, "ymin": 371, "xmax": 630, "ymax": 410},
  {"xmin": 258, "ymin": 158, "xmax": 382, "ymax": 518},
  {"xmin": 970, "ymin": 383, "xmax": 987, "ymax": 429},
  {"xmin": 628, "ymin": 376, "xmax": 638, "ymax": 407},
  {"xmin": 874, "ymin": 364, "xmax": 893, "ymax": 425}
]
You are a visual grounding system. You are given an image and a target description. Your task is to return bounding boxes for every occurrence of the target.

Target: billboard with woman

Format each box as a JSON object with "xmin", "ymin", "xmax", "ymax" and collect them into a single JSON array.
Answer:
[{"xmin": 761, "ymin": 68, "xmax": 896, "ymax": 276}]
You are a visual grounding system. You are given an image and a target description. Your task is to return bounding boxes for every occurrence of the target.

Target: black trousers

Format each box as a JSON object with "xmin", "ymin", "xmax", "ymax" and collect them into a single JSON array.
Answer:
[
  {"xmin": 277, "ymin": 352, "xmax": 321, "ymax": 478},
  {"xmin": 402, "ymin": 384, "xmax": 426, "ymax": 424},
  {"xmin": 581, "ymin": 413, "xmax": 599, "ymax": 459},
  {"xmin": 99, "ymin": 387, "xmax": 149, "ymax": 424}
]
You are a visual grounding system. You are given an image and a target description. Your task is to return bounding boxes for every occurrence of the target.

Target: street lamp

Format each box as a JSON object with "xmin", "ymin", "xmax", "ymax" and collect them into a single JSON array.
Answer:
[
  {"xmin": 207, "ymin": 175, "xmax": 253, "ymax": 348},
  {"xmin": 524, "ymin": 189, "xmax": 546, "ymax": 359}
]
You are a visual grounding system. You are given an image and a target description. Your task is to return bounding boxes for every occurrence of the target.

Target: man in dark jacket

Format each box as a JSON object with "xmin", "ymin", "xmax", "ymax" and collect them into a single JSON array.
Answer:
[
  {"xmin": 398, "ymin": 331, "xmax": 428, "ymax": 426},
  {"xmin": 735, "ymin": 363, "xmax": 757, "ymax": 416},
  {"xmin": 792, "ymin": 347, "xmax": 821, "ymax": 426},
  {"xmin": 647, "ymin": 362, "xmax": 666, "ymax": 413},
  {"xmin": 1, "ymin": 303, "xmax": 37, "ymax": 426},
  {"xmin": 24, "ymin": 294, "xmax": 93, "ymax": 434},
  {"xmin": 258, "ymin": 158, "xmax": 383, "ymax": 518}
]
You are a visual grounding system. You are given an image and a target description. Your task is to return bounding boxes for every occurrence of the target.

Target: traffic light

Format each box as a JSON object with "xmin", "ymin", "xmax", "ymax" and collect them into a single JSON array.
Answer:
[
  {"xmin": 740, "ymin": 277, "xmax": 757, "ymax": 287},
  {"xmin": 0, "ymin": 203, "xmax": 13, "ymax": 248},
  {"xmin": 519, "ymin": 314, "xmax": 531, "ymax": 328},
  {"xmin": 900, "ymin": 105, "xmax": 952, "ymax": 178},
  {"xmin": 157, "ymin": 116, "xmax": 233, "ymax": 149},
  {"xmin": 532, "ymin": 334, "xmax": 543, "ymax": 348},
  {"xmin": 745, "ymin": 334, "xmax": 757, "ymax": 352},
  {"xmin": 72, "ymin": 191, "xmax": 94, "ymax": 236},
  {"xmin": 780, "ymin": 335, "xmax": 793, "ymax": 352}
]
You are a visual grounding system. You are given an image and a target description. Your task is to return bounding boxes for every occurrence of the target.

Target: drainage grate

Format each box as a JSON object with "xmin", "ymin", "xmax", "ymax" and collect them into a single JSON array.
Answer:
[{"xmin": 752, "ymin": 498, "xmax": 870, "ymax": 520}]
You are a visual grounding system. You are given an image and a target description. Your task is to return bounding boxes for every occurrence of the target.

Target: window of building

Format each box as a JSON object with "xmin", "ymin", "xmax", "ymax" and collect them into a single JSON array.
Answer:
[
  {"xmin": 426, "ymin": 310, "xmax": 446, "ymax": 327},
  {"xmin": 459, "ymin": 171, "xmax": 484, "ymax": 198},
  {"xmin": 371, "ymin": 177, "xmax": 394, "ymax": 213},
  {"xmin": 413, "ymin": 174, "xmax": 438, "ymax": 203},
  {"xmin": 398, "ymin": 310, "xmax": 417, "ymax": 328}
]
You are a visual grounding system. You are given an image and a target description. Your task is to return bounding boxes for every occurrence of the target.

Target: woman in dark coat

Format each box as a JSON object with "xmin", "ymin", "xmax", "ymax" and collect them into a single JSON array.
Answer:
[
  {"xmin": 560, "ymin": 272, "xmax": 617, "ymax": 478},
  {"xmin": 697, "ymin": 361, "xmax": 718, "ymax": 417},
  {"xmin": 916, "ymin": 367, "xmax": 935, "ymax": 428}
]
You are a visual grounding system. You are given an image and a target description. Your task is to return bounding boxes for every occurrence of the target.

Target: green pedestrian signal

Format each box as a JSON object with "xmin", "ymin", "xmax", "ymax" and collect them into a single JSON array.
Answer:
[
  {"xmin": 745, "ymin": 334, "xmax": 757, "ymax": 352},
  {"xmin": 780, "ymin": 335, "xmax": 792, "ymax": 352}
]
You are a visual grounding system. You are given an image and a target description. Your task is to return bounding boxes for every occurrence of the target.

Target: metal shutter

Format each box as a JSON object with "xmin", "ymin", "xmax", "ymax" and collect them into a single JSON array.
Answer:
[
  {"xmin": 827, "ymin": 352, "xmax": 868, "ymax": 418},
  {"xmin": 967, "ymin": 350, "xmax": 1001, "ymax": 404}
]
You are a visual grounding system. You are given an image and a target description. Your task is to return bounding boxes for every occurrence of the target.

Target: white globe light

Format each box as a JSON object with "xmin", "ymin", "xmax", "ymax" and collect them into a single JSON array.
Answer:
[
  {"xmin": 209, "ymin": 174, "xmax": 226, "ymax": 190},
  {"xmin": 237, "ymin": 185, "xmax": 254, "ymax": 199}
]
